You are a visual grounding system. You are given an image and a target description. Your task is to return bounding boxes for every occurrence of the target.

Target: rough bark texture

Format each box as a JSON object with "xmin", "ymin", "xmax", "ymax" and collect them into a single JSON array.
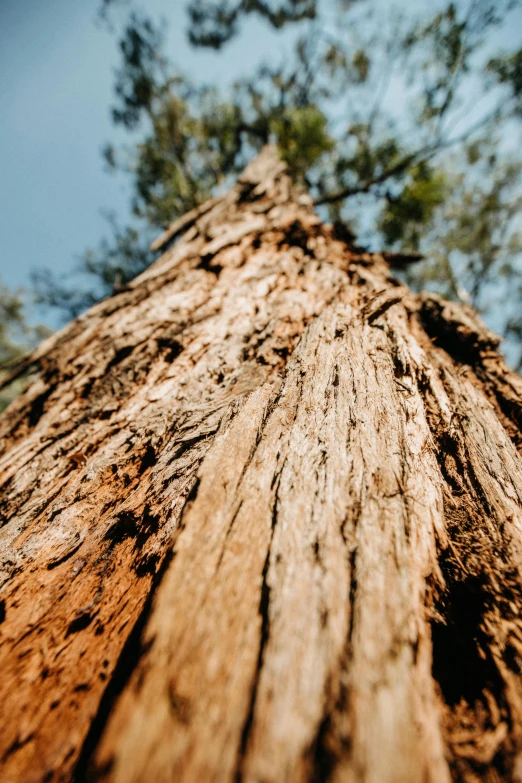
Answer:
[{"xmin": 1, "ymin": 147, "xmax": 522, "ymax": 783}]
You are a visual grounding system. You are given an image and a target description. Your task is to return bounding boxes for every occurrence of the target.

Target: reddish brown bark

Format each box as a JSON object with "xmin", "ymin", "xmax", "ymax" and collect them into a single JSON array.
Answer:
[{"xmin": 1, "ymin": 147, "xmax": 522, "ymax": 782}]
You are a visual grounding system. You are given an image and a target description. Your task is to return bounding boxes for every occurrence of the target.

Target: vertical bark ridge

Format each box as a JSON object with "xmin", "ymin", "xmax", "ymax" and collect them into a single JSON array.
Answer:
[{"xmin": 234, "ymin": 466, "xmax": 282, "ymax": 783}]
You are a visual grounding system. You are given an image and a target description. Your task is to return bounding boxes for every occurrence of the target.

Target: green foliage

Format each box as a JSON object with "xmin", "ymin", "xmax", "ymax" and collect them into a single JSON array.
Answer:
[
  {"xmin": 111, "ymin": 13, "xmax": 165, "ymax": 128},
  {"xmin": 187, "ymin": 0, "xmax": 318, "ymax": 49},
  {"xmin": 274, "ymin": 105, "xmax": 334, "ymax": 174},
  {"xmin": 378, "ymin": 164, "xmax": 449, "ymax": 249},
  {"xmin": 0, "ymin": 281, "xmax": 50, "ymax": 411},
  {"xmin": 488, "ymin": 48, "xmax": 522, "ymax": 112},
  {"xmin": 351, "ymin": 49, "xmax": 370, "ymax": 83},
  {"xmin": 0, "ymin": 282, "xmax": 27, "ymax": 367}
]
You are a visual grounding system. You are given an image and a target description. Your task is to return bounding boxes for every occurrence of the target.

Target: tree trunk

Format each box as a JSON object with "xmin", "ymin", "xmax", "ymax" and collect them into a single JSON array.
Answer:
[{"xmin": 1, "ymin": 147, "xmax": 522, "ymax": 783}]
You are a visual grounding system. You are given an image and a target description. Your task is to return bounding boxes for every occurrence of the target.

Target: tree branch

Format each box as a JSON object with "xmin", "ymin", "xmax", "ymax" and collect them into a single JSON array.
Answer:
[{"xmin": 314, "ymin": 103, "xmax": 507, "ymax": 207}]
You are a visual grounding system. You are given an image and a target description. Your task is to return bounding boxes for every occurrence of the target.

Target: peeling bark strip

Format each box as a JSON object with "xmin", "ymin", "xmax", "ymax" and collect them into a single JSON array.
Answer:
[{"xmin": 1, "ymin": 148, "xmax": 522, "ymax": 783}]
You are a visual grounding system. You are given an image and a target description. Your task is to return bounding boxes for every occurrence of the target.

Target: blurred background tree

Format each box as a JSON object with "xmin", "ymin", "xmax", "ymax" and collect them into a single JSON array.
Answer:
[
  {"xmin": 0, "ymin": 280, "xmax": 50, "ymax": 412},
  {"xmin": 23, "ymin": 0, "xmax": 522, "ymax": 370}
]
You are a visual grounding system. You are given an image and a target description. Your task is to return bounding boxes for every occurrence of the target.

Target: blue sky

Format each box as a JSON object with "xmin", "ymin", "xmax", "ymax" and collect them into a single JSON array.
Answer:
[{"xmin": 0, "ymin": 0, "xmax": 285, "ymax": 306}]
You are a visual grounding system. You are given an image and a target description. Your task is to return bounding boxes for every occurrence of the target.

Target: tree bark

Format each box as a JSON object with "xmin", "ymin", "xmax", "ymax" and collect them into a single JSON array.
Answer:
[{"xmin": 1, "ymin": 147, "xmax": 522, "ymax": 783}]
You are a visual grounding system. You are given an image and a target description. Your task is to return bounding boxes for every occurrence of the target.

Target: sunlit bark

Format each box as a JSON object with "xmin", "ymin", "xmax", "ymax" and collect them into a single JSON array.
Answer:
[{"xmin": 1, "ymin": 148, "xmax": 522, "ymax": 783}]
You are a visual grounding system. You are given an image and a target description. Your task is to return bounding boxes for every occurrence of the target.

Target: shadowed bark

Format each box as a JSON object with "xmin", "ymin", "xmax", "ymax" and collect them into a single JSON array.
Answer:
[{"xmin": 1, "ymin": 147, "xmax": 522, "ymax": 783}]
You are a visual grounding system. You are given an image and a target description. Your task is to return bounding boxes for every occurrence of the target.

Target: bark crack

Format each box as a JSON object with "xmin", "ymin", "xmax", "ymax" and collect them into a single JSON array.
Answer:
[{"xmin": 234, "ymin": 469, "xmax": 283, "ymax": 782}]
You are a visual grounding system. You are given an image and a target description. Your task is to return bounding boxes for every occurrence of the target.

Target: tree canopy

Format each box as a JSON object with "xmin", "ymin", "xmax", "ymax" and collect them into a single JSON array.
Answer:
[{"xmin": 22, "ymin": 0, "xmax": 522, "ymax": 371}]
